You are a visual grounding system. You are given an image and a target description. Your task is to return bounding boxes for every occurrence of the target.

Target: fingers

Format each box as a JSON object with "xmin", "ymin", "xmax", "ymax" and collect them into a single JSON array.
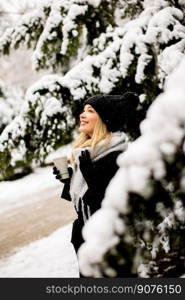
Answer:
[
  {"xmin": 79, "ymin": 155, "xmax": 83, "ymax": 164},
  {"xmin": 79, "ymin": 150, "xmax": 92, "ymax": 176},
  {"xmin": 53, "ymin": 166, "xmax": 60, "ymax": 175},
  {"xmin": 81, "ymin": 151, "xmax": 86, "ymax": 160},
  {"xmin": 84, "ymin": 150, "xmax": 91, "ymax": 160},
  {"xmin": 79, "ymin": 151, "xmax": 86, "ymax": 164},
  {"xmin": 80, "ymin": 150, "xmax": 91, "ymax": 161}
]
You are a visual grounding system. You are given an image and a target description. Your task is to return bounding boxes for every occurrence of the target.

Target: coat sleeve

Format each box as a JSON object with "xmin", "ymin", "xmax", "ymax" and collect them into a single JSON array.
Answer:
[
  {"xmin": 61, "ymin": 182, "xmax": 71, "ymax": 201},
  {"xmin": 82, "ymin": 151, "xmax": 122, "ymax": 214}
]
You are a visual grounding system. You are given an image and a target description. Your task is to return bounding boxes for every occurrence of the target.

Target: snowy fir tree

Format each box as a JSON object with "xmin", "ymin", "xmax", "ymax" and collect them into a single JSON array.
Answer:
[
  {"xmin": 79, "ymin": 57, "xmax": 185, "ymax": 278},
  {"xmin": 0, "ymin": 80, "xmax": 26, "ymax": 180},
  {"xmin": 0, "ymin": 0, "xmax": 185, "ymax": 277},
  {"xmin": 0, "ymin": 80, "xmax": 24, "ymax": 134},
  {"xmin": 0, "ymin": 0, "xmax": 185, "ymax": 180}
]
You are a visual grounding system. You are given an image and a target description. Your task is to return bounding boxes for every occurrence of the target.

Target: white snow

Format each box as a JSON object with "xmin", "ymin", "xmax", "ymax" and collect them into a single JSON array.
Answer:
[
  {"xmin": 88, "ymin": 0, "xmax": 102, "ymax": 7},
  {"xmin": 0, "ymin": 224, "xmax": 79, "ymax": 278},
  {"xmin": 0, "ymin": 165, "xmax": 62, "ymax": 213},
  {"xmin": 0, "ymin": 153, "xmax": 79, "ymax": 277},
  {"xmin": 0, "ymin": 80, "xmax": 24, "ymax": 130}
]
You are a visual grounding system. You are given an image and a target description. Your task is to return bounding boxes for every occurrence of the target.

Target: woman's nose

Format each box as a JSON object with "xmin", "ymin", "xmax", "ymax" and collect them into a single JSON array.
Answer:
[{"xmin": 80, "ymin": 112, "xmax": 86, "ymax": 119}]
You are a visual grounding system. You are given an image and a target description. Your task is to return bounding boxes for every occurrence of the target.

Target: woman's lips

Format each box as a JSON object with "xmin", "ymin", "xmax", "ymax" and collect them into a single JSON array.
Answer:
[{"xmin": 80, "ymin": 121, "xmax": 88, "ymax": 125}]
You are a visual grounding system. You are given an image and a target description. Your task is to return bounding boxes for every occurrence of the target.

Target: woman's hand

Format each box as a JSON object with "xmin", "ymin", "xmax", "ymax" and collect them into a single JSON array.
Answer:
[
  {"xmin": 79, "ymin": 150, "xmax": 94, "ymax": 186},
  {"xmin": 53, "ymin": 166, "xmax": 73, "ymax": 184}
]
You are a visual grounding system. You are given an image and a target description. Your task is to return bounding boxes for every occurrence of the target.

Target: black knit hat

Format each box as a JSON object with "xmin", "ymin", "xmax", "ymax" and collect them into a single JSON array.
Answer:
[{"xmin": 84, "ymin": 92, "xmax": 139, "ymax": 133}]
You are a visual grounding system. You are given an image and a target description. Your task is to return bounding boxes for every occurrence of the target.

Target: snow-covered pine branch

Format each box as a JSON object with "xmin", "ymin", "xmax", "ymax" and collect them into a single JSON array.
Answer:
[
  {"xmin": 0, "ymin": 0, "xmax": 185, "ymax": 181},
  {"xmin": 78, "ymin": 57, "xmax": 185, "ymax": 278},
  {"xmin": 0, "ymin": 74, "xmax": 75, "ymax": 181},
  {"xmin": 0, "ymin": 8, "xmax": 47, "ymax": 56},
  {"xmin": 0, "ymin": 0, "xmax": 120, "ymax": 71},
  {"xmin": 0, "ymin": 80, "xmax": 24, "ymax": 134}
]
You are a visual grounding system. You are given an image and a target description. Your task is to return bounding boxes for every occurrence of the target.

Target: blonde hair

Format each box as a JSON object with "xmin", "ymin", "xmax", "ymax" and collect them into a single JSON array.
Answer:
[{"xmin": 70, "ymin": 116, "xmax": 112, "ymax": 162}]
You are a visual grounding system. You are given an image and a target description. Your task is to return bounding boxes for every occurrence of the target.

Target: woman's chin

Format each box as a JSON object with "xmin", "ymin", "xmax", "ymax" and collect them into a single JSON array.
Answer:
[
  {"xmin": 79, "ymin": 127, "xmax": 86, "ymax": 134},
  {"xmin": 79, "ymin": 127, "xmax": 92, "ymax": 136}
]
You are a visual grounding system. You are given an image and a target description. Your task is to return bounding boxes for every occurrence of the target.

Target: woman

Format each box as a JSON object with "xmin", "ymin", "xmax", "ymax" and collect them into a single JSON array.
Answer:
[{"xmin": 53, "ymin": 92, "xmax": 139, "ymax": 262}]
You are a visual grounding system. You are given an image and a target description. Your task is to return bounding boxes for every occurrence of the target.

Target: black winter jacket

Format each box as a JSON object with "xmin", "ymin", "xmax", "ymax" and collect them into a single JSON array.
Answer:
[{"xmin": 61, "ymin": 150, "xmax": 122, "ymax": 253}]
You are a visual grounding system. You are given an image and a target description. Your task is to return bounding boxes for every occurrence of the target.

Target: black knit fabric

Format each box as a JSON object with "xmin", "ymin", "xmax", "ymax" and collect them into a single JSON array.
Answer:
[{"xmin": 84, "ymin": 92, "xmax": 139, "ymax": 132}]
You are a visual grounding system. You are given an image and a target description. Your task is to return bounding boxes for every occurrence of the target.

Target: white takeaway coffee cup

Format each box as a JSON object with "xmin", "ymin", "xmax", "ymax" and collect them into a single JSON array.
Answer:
[{"xmin": 53, "ymin": 156, "xmax": 69, "ymax": 179}]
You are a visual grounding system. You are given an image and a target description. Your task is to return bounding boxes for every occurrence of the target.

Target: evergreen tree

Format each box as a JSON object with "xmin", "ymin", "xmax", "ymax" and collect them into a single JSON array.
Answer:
[
  {"xmin": 0, "ymin": 80, "xmax": 24, "ymax": 134},
  {"xmin": 79, "ymin": 57, "xmax": 185, "ymax": 277},
  {"xmin": 0, "ymin": 0, "xmax": 185, "ymax": 180}
]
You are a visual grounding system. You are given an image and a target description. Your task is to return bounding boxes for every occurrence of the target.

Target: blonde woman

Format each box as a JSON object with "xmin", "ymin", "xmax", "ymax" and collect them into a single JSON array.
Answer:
[{"xmin": 53, "ymin": 93, "xmax": 139, "ymax": 264}]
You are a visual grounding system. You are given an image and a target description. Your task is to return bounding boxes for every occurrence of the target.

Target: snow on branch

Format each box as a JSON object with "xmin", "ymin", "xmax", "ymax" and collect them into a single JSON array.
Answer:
[
  {"xmin": 0, "ymin": 80, "xmax": 24, "ymax": 134},
  {"xmin": 0, "ymin": 9, "xmax": 46, "ymax": 55},
  {"xmin": 145, "ymin": 6, "xmax": 185, "ymax": 44},
  {"xmin": 78, "ymin": 57, "xmax": 185, "ymax": 277},
  {"xmin": 32, "ymin": 0, "xmax": 89, "ymax": 70},
  {"xmin": 119, "ymin": 5, "xmax": 185, "ymax": 85},
  {"xmin": 0, "ymin": 0, "xmax": 117, "ymax": 71},
  {"xmin": 0, "ymin": 74, "xmax": 75, "ymax": 181}
]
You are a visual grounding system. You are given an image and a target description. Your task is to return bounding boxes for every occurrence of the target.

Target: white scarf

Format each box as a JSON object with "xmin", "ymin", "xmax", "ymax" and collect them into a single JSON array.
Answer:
[{"xmin": 69, "ymin": 131, "xmax": 128, "ymax": 223}]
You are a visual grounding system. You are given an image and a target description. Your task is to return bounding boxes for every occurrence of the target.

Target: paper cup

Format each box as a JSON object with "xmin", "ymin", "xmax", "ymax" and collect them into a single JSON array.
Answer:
[{"xmin": 53, "ymin": 156, "xmax": 69, "ymax": 179}]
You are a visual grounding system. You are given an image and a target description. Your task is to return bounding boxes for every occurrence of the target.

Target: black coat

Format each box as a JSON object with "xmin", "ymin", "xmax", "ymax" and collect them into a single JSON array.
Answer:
[{"xmin": 61, "ymin": 150, "xmax": 122, "ymax": 253}]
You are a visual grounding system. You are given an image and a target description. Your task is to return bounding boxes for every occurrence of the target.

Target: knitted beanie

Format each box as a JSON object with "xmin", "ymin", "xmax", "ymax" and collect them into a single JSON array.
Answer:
[{"xmin": 84, "ymin": 92, "xmax": 139, "ymax": 132}]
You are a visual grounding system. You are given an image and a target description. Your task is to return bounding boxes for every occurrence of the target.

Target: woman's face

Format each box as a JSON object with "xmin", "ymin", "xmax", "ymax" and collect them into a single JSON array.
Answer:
[{"xmin": 79, "ymin": 104, "xmax": 99, "ymax": 137}]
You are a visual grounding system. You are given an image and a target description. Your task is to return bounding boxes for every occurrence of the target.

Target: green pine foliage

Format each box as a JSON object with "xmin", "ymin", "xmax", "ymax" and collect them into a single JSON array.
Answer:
[{"xmin": 0, "ymin": 0, "xmax": 185, "ymax": 183}]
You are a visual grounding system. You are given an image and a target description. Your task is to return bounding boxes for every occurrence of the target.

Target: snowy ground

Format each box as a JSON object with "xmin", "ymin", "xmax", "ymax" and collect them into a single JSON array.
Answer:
[
  {"xmin": 0, "ymin": 224, "xmax": 79, "ymax": 278},
  {"xmin": 0, "ymin": 145, "xmax": 79, "ymax": 278},
  {"xmin": 0, "ymin": 142, "xmax": 73, "ymax": 214}
]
